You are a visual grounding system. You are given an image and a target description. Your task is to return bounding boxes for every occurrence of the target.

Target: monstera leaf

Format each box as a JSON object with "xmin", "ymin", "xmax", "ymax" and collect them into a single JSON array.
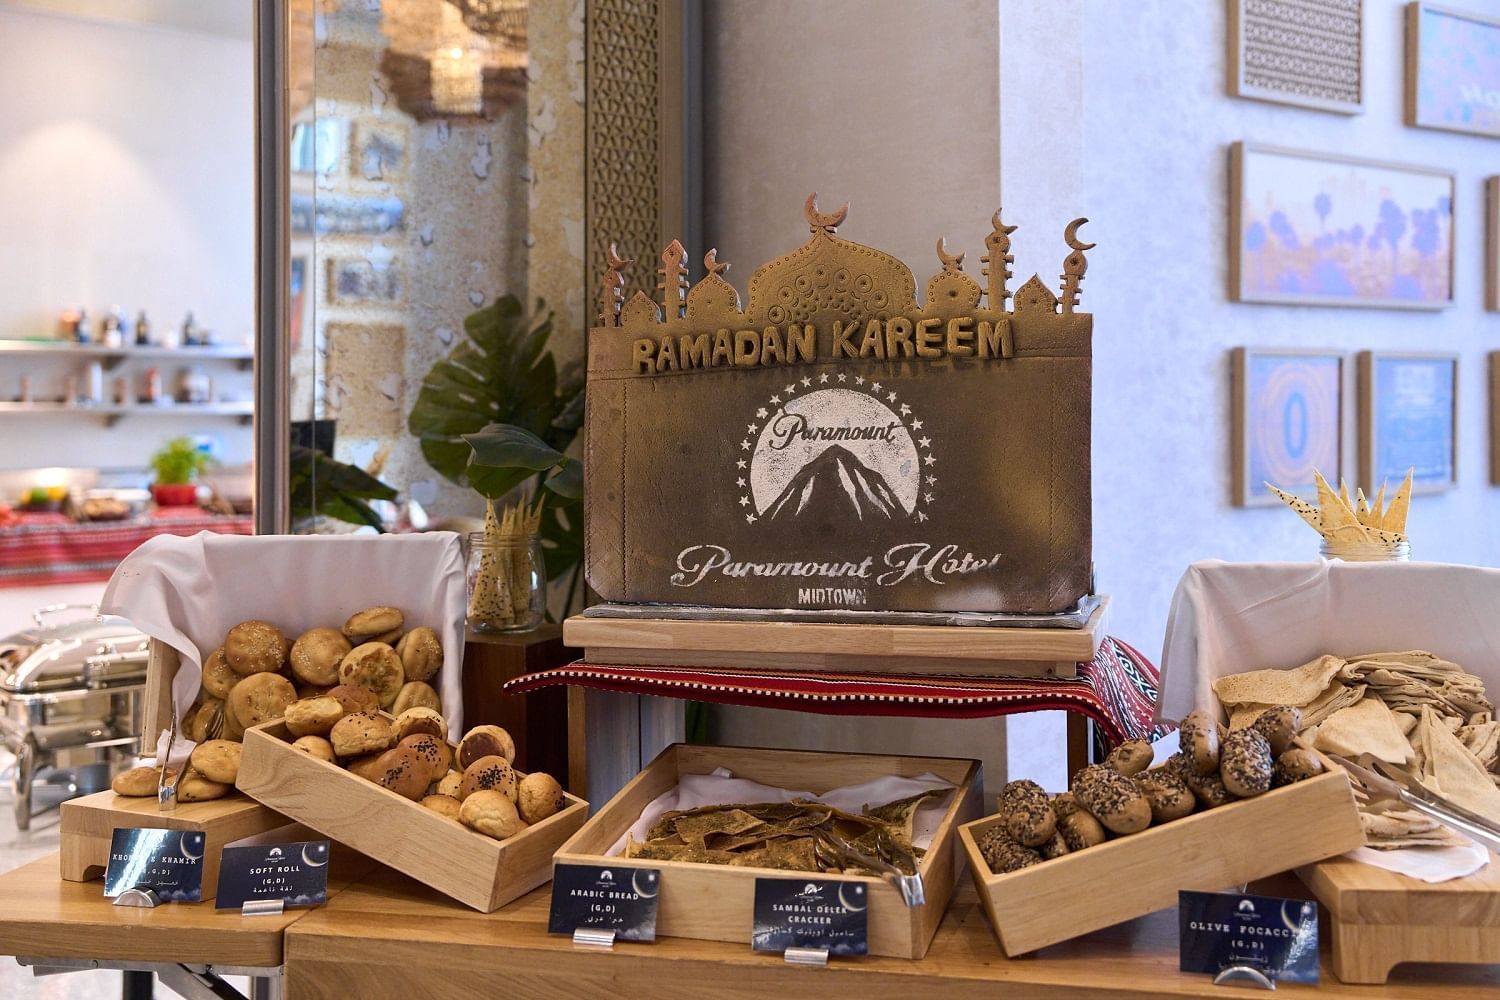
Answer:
[
  {"xmin": 407, "ymin": 295, "xmax": 583, "ymax": 489},
  {"xmin": 289, "ymin": 446, "xmax": 398, "ymax": 531}
]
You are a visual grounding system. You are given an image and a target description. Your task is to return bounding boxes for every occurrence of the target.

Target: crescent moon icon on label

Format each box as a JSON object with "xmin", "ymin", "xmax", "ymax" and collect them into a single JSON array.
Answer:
[
  {"xmin": 837, "ymin": 881, "xmax": 867, "ymax": 913},
  {"xmin": 179, "ymin": 832, "xmax": 204, "ymax": 862},
  {"xmin": 301, "ymin": 843, "xmax": 329, "ymax": 868},
  {"xmin": 631, "ymin": 869, "xmax": 659, "ymax": 900}
]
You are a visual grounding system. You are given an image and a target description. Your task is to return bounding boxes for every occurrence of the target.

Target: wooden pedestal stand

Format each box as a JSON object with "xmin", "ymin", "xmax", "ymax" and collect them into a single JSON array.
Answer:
[
  {"xmin": 461, "ymin": 625, "xmax": 573, "ymax": 782},
  {"xmin": 563, "ymin": 599, "xmax": 1109, "ymax": 808},
  {"xmin": 1298, "ymin": 855, "xmax": 1500, "ymax": 984}
]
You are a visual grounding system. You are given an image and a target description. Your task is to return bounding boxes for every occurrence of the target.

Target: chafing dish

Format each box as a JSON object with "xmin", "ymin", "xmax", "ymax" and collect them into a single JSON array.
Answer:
[{"xmin": 1, "ymin": 605, "xmax": 149, "ymax": 830}]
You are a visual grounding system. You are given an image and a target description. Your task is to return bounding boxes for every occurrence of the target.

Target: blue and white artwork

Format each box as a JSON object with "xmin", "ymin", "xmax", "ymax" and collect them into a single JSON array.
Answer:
[
  {"xmin": 1243, "ymin": 351, "xmax": 1342, "ymax": 503},
  {"xmin": 1369, "ymin": 354, "xmax": 1456, "ymax": 492}
]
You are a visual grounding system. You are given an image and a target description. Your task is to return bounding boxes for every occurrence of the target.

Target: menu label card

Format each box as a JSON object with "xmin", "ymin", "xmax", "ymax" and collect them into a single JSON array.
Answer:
[
  {"xmin": 214, "ymin": 841, "xmax": 330, "ymax": 910},
  {"xmin": 1179, "ymin": 890, "xmax": 1319, "ymax": 984},
  {"xmin": 751, "ymin": 878, "xmax": 868, "ymax": 956},
  {"xmin": 104, "ymin": 828, "xmax": 206, "ymax": 902},
  {"xmin": 548, "ymin": 864, "xmax": 660, "ymax": 941}
]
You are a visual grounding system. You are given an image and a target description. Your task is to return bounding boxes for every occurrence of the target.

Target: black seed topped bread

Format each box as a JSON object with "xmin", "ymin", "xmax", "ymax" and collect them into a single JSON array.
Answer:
[
  {"xmin": 1133, "ymin": 768, "xmax": 1196, "ymax": 822},
  {"xmin": 1220, "ymin": 728, "xmax": 1273, "ymax": 798},
  {"xmin": 979, "ymin": 827, "xmax": 1042, "ymax": 873},
  {"xmin": 1182, "ymin": 766, "xmax": 1234, "ymax": 808},
  {"xmin": 999, "ymin": 779, "xmax": 1056, "ymax": 847},
  {"xmin": 1103, "ymin": 739, "xmax": 1154, "ymax": 776},
  {"xmin": 1250, "ymin": 705, "xmax": 1301, "ymax": 757},
  {"xmin": 1178, "ymin": 709, "xmax": 1221, "ymax": 775},
  {"xmin": 1072, "ymin": 764, "xmax": 1151, "ymax": 835}
]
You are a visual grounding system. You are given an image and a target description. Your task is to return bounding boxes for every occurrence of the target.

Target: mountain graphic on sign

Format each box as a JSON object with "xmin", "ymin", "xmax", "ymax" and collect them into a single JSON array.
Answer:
[{"xmin": 763, "ymin": 445, "xmax": 906, "ymax": 521}]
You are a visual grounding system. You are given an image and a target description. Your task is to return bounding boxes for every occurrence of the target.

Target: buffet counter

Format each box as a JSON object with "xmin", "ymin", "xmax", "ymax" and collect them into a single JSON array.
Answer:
[
  {"xmin": 0, "ymin": 510, "xmax": 252, "ymax": 589},
  {"xmin": 0, "ymin": 852, "xmax": 1492, "ymax": 1000}
]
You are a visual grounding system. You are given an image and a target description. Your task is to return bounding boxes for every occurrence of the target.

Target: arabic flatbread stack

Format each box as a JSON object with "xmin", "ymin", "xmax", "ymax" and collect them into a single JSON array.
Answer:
[{"xmin": 1213, "ymin": 649, "xmax": 1498, "ymax": 851}]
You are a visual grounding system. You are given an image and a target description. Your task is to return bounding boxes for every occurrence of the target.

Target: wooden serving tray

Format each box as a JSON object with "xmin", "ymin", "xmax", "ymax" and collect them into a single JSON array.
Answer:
[
  {"xmin": 237, "ymin": 718, "xmax": 588, "ymax": 912},
  {"xmin": 554, "ymin": 742, "xmax": 983, "ymax": 959},
  {"xmin": 561, "ymin": 598, "xmax": 1108, "ymax": 679},
  {"xmin": 1298, "ymin": 854, "xmax": 1500, "ymax": 984},
  {"xmin": 958, "ymin": 765, "xmax": 1365, "ymax": 956},
  {"xmin": 59, "ymin": 789, "xmax": 286, "ymax": 898}
]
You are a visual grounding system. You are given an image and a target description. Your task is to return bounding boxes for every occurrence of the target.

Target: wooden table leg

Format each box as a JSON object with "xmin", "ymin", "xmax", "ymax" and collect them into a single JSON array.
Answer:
[{"xmin": 1065, "ymin": 712, "xmax": 1091, "ymax": 777}]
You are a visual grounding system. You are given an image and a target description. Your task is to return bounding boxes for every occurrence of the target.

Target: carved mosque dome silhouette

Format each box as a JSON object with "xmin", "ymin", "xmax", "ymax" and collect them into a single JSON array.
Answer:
[
  {"xmin": 744, "ymin": 194, "xmax": 917, "ymax": 328},
  {"xmin": 685, "ymin": 248, "xmax": 742, "ymax": 321},
  {"xmin": 924, "ymin": 238, "xmax": 983, "ymax": 313}
]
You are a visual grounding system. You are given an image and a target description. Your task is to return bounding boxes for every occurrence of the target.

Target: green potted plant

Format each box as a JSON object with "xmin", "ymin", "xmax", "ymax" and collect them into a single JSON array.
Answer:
[
  {"xmin": 409, "ymin": 295, "xmax": 586, "ymax": 617},
  {"xmin": 149, "ymin": 436, "xmax": 213, "ymax": 507}
]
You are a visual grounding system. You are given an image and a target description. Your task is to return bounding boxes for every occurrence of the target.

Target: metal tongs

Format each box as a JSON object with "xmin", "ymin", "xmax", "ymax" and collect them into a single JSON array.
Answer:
[
  {"xmin": 1330, "ymin": 753, "xmax": 1500, "ymax": 855},
  {"xmin": 814, "ymin": 830, "xmax": 926, "ymax": 907}
]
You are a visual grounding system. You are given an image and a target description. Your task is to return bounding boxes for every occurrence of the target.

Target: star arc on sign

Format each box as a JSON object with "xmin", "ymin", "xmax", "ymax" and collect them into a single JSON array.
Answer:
[{"xmin": 737, "ymin": 369, "xmax": 937, "ymax": 519}]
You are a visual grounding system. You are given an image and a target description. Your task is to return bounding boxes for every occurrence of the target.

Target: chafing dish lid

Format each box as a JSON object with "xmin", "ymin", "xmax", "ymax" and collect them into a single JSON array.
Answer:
[{"xmin": 1, "ymin": 615, "xmax": 148, "ymax": 693}]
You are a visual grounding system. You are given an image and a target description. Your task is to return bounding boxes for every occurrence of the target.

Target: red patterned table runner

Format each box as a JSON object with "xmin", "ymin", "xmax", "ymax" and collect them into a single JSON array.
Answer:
[
  {"xmin": 504, "ymin": 636, "xmax": 1163, "ymax": 750},
  {"xmin": 0, "ymin": 513, "xmax": 253, "ymax": 589}
]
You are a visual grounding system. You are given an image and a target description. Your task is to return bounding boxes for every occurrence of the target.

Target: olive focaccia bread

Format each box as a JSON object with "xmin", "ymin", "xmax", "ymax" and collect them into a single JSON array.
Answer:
[
  {"xmin": 977, "ymin": 705, "xmax": 1322, "ymax": 874},
  {"xmin": 177, "ymin": 609, "xmax": 445, "ymax": 748}
]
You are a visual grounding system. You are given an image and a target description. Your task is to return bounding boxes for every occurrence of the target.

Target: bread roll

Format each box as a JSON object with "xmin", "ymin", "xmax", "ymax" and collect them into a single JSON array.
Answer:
[
  {"xmin": 998, "ymin": 779, "xmax": 1056, "ymax": 847},
  {"xmin": 371, "ymin": 746, "xmax": 428, "ymax": 800},
  {"xmin": 517, "ymin": 772, "xmax": 566, "ymax": 824},
  {"xmin": 202, "ymin": 647, "xmax": 238, "ymax": 699},
  {"xmin": 977, "ymin": 827, "xmax": 1041, "ymax": 873},
  {"xmin": 1133, "ymin": 768, "xmax": 1195, "ymax": 823},
  {"xmin": 289, "ymin": 627, "xmax": 351, "ymax": 687},
  {"xmin": 1250, "ymin": 705, "xmax": 1301, "ymax": 757},
  {"xmin": 330, "ymin": 712, "xmax": 393, "ymax": 758},
  {"xmin": 421, "ymin": 794, "xmax": 463, "ymax": 821},
  {"xmin": 393, "ymin": 706, "xmax": 447, "ymax": 743},
  {"xmin": 457, "ymin": 725, "xmax": 516, "ymax": 769},
  {"xmin": 1273, "ymin": 748, "xmax": 1324, "ymax": 787},
  {"xmin": 1183, "ymin": 766, "xmax": 1234, "ymax": 808},
  {"xmin": 1104, "ymin": 740, "xmax": 1154, "ymax": 776},
  {"xmin": 292, "ymin": 735, "xmax": 336, "ymax": 763},
  {"xmin": 338, "ymin": 643, "xmax": 405, "ymax": 709},
  {"xmin": 1220, "ymin": 728, "xmax": 1273, "ymax": 798},
  {"xmin": 396, "ymin": 627, "xmax": 443, "ymax": 683},
  {"xmin": 459, "ymin": 755, "xmax": 517, "ymax": 802},
  {"xmin": 391, "ymin": 681, "xmax": 440, "ymax": 716},
  {"xmin": 228, "ymin": 673, "xmax": 297, "ymax": 730},
  {"xmin": 284, "ymin": 696, "xmax": 343, "ymax": 737},
  {"xmin": 343, "ymin": 606, "xmax": 403, "ymax": 640},
  {"xmin": 398, "ymin": 734, "xmax": 453, "ymax": 784},
  {"xmin": 460, "ymin": 789, "xmax": 527, "ymax": 840},
  {"xmin": 189, "ymin": 739, "xmax": 242, "ymax": 785},
  {"xmin": 1178, "ymin": 710, "xmax": 1221, "ymax": 775},
  {"xmin": 112, "ymin": 764, "xmax": 174, "ymax": 797},
  {"xmin": 1072, "ymin": 764, "xmax": 1151, "ymax": 835},
  {"xmin": 224, "ymin": 620, "xmax": 288, "ymax": 676}
]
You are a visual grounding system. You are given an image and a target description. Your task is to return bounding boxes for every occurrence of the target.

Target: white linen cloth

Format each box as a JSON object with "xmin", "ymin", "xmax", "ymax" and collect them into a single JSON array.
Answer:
[
  {"xmin": 608, "ymin": 767, "xmax": 956, "ymax": 857},
  {"xmin": 1158, "ymin": 560, "xmax": 1500, "ymax": 723},
  {"xmin": 1158, "ymin": 559, "xmax": 1500, "ymax": 881},
  {"xmin": 101, "ymin": 532, "xmax": 468, "ymax": 747}
]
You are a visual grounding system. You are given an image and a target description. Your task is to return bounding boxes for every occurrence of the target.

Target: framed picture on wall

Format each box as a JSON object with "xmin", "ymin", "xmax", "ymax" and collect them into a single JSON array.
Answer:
[
  {"xmin": 1358, "ymin": 351, "xmax": 1459, "ymax": 495},
  {"xmin": 1490, "ymin": 352, "xmax": 1500, "ymax": 485},
  {"xmin": 290, "ymin": 117, "xmax": 345, "ymax": 176},
  {"xmin": 1405, "ymin": 2, "xmax": 1500, "ymax": 138},
  {"xmin": 1230, "ymin": 143, "xmax": 1456, "ymax": 310},
  {"xmin": 326, "ymin": 256, "xmax": 402, "ymax": 307},
  {"xmin": 1232, "ymin": 347, "xmax": 1346, "ymax": 506},
  {"xmin": 1488, "ymin": 176, "xmax": 1499, "ymax": 311},
  {"xmin": 351, "ymin": 120, "xmax": 409, "ymax": 183},
  {"xmin": 1227, "ymin": 0, "xmax": 1364, "ymax": 114}
]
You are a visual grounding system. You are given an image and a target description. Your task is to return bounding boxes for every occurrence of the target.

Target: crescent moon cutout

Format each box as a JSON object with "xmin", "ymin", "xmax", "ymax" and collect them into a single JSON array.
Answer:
[
  {"xmin": 606, "ymin": 243, "xmax": 632, "ymax": 268},
  {"xmin": 301, "ymin": 843, "xmax": 329, "ymax": 868},
  {"xmin": 935, "ymin": 238, "xmax": 964, "ymax": 268},
  {"xmin": 837, "ymin": 881, "xmax": 867, "ymax": 913},
  {"xmin": 1064, "ymin": 218, "xmax": 1095, "ymax": 251},
  {"xmin": 991, "ymin": 209, "xmax": 1018, "ymax": 235},
  {"xmin": 178, "ymin": 832, "xmax": 204, "ymax": 862},
  {"xmin": 632, "ymin": 869, "xmax": 659, "ymax": 900},
  {"xmin": 804, "ymin": 193, "xmax": 849, "ymax": 230}
]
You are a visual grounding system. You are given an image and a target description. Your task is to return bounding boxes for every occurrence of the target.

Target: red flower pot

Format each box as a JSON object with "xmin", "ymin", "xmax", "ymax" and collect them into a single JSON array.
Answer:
[{"xmin": 151, "ymin": 483, "xmax": 199, "ymax": 507}]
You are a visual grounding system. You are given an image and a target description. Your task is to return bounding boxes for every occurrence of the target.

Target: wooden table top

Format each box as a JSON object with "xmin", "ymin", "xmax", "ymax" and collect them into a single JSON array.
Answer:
[
  {"xmin": 0, "ymin": 851, "xmax": 374, "ymax": 970},
  {"xmin": 283, "ymin": 867, "xmax": 1500, "ymax": 999}
]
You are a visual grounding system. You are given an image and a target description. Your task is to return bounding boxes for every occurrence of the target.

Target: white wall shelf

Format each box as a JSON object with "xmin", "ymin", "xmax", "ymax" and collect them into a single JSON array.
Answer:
[
  {"xmin": 0, "ymin": 401, "xmax": 253, "ymax": 428},
  {"xmin": 0, "ymin": 339, "xmax": 253, "ymax": 371}
]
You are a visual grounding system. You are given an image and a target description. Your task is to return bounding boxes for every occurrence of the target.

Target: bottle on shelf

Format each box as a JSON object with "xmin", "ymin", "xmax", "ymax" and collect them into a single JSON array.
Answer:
[
  {"xmin": 181, "ymin": 312, "xmax": 199, "ymax": 347},
  {"xmin": 100, "ymin": 307, "xmax": 124, "ymax": 348},
  {"xmin": 142, "ymin": 367, "xmax": 162, "ymax": 404},
  {"xmin": 134, "ymin": 309, "xmax": 151, "ymax": 347},
  {"xmin": 176, "ymin": 365, "xmax": 211, "ymax": 404},
  {"xmin": 112, "ymin": 375, "xmax": 130, "ymax": 405},
  {"xmin": 85, "ymin": 360, "xmax": 103, "ymax": 404},
  {"xmin": 73, "ymin": 307, "xmax": 90, "ymax": 344}
]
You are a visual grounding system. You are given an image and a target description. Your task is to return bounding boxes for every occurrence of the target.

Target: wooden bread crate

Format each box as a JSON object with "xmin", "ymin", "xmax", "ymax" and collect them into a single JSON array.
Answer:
[
  {"xmin": 1298, "ymin": 854, "xmax": 1500, "ymax": 984},
  {"xmin": 237, "ymin": 718, "xmax": 588, "ymax": 912},
  {"xmin": 59, "ymin": 789, "xmax": 286, "ymax": 899},
  {"xmin": 958, "ymin": 764, "xmax": 1364, "ymax": 956},
  {"xmin": 553, "ymin": 742, "xmax": 983, "ymax": 959}
]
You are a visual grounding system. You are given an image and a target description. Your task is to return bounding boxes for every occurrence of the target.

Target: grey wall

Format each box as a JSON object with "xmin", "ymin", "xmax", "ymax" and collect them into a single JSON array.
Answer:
[{"xmin": 701, "ymin": 0, "xmax": 1015, "ymax": 793}]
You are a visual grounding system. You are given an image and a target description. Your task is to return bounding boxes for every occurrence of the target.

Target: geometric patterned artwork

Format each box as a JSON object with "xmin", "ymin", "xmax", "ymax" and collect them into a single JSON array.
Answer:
[
  {"xmin": 1229, "ymin": 0, "xmax": 1364, "ymax": 114},
  {"xmin": 1232, "ymin": 347, "xmax": 1345, "ymax": 506},
  {"xmin": 1359, "ymin": 351, "xmax": 1459, "ymax": 495},
  {"xmin": 1406, "ymin": 1, "xmax": 1500, "ymax": 138},
  {"xmin": 1230, "ymin": 143, "xmax": 1455, "ymax": 310}
]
